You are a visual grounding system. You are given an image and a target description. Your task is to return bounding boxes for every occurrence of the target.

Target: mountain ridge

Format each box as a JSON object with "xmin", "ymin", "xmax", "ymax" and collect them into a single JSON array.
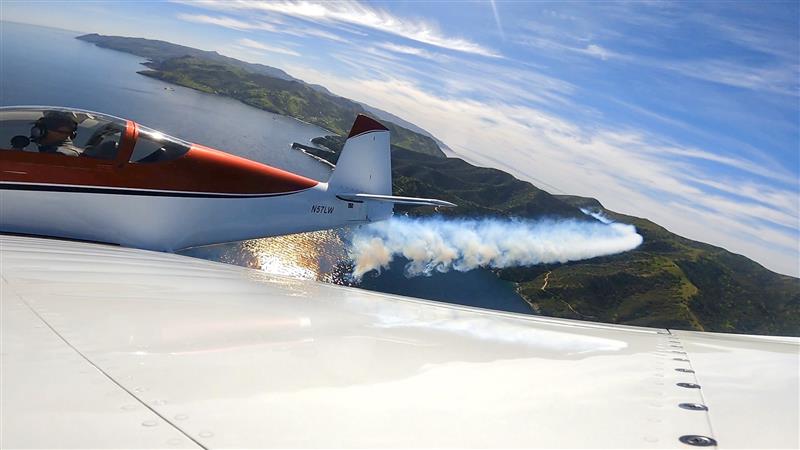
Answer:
[
  {"xmin": 76, "ymin": 33, "xmax": 446, "ymax": 158},
  {"xmin": 78, "ymin": 33, "xmax": 300, "ymax": 82}
]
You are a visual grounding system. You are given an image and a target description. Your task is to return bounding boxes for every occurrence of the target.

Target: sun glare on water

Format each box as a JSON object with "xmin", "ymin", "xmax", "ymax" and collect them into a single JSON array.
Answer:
[{"xmin": 237, "ymin": 229, "xmax": 351, "ymax": 283}]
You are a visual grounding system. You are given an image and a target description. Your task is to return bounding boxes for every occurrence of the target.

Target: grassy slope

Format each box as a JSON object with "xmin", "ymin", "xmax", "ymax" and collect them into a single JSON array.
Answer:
[
  {"xmin": 517, "ymin": 195, "xmax": 800, "ymax": 335},
  {"xmin": 77, "ymin": 33, "xmax": 443, "ymax": 156},
  {"xmin": 139, "ymin": 56, "xmax": 444, "ymax": 157},
  {"xmin": 77, "ymin": 33, "xmax": 298, "ymax": 81}
]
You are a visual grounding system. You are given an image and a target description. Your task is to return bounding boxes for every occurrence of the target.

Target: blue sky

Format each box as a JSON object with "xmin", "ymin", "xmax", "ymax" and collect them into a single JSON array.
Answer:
[{"xmin": 3, "ymin": 1, "xmax": 798, "ymax": 275}]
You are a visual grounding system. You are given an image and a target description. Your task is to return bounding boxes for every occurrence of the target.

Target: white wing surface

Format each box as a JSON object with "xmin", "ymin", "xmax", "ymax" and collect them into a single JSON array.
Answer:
[{"xmin": 1, "ymin": 234, "xmax": 797, "ymax": 448}]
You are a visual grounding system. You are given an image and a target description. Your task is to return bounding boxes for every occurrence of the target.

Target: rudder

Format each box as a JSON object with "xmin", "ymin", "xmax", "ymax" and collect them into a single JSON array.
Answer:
[{"xmin": 327, "ymin": 114, "xmax": 391, "ymax": 196}]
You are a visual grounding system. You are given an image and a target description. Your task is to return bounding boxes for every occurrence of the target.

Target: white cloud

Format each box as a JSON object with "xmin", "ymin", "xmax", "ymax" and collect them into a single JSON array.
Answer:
[
  {"xmin": 662, "ymin": 59, "xmax": 798, "ymax": 97},
  {"xmin": 237, "ymin": 38, "xmax": 300, "ymax": 57},
  {"xmin": 515, "ymin": 35, "xmax": 620, "ymax": 63},
  {"xmin": 294, "ymin": 27, "xmax": 350, "ymax": 43},
  {"xmin": 324, "ymin": 45, "xmax": 576, "ymax": 111},
  {"xmin": 375, "ymin": 42, "xmax": 435, "ymax": 59},
  {"xmin": 514, "ymin": 7, "xmax": 799, "ymax": 97},
  {"xmin": 582, "ymin": 44, "xmax": 612, "ymax": 60},
  {"xmin": 177, "ymin": 13, "xmax": 274, "ymax": 31},
  {"xmin": 522, "ymin": 35, "xmax": 797, "ymax": 96},
  {"xmin": 689, "ymin": 10, "xmax": 799, "ymax": 62},
  {"xmin": 182, "ymin": 0, "xmax": 500, "ymax": 57},
  {"xmin": 177, "ymin": 12, "xmax": 351, "ymax": 44}
]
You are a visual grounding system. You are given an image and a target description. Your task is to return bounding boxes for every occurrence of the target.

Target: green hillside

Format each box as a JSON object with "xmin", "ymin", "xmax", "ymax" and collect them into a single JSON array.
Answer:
[
  {"xmin": 308, "ymin": 137, "xmax": 800, "ymax": 336},
  {"xmin": 139, "ymin": 56, "xmax": 443, "ymax": 157},
  {"xmin": 78, "ymin": 34, "xmax": 444, "ymax": 157},
  {"xmin": 523, "ymin": 195, "xmax": 800, "ymax": 335},
  {"xmin": 77, "ymin": 33, "xmax": 302, "ymax": 82}
]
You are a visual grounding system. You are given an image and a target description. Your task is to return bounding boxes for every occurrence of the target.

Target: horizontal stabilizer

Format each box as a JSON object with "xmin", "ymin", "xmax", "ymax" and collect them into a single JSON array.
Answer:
[{"xmin": 338, "ymin": 193, "xmax": 456, "ymax": 208}]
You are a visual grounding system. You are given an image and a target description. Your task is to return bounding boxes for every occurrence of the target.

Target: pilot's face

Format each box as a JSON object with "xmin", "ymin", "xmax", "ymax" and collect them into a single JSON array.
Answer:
[{"xmin": 40, "ymin": 125, "xmax": 73, "ymax": 145}]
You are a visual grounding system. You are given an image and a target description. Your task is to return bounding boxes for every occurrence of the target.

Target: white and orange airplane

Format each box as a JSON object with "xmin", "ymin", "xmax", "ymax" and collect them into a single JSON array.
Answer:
[
  {"xmin": 0, "ymin": 106, "xmax": 453, "ymax": 250},
  {"xmin": 0, "ymin": 107, "xmax": 797, "ymax": 449}
]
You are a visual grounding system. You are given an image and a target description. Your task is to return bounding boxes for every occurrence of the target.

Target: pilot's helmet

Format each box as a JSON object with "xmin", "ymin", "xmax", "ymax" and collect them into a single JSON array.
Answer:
[{"xmin": 31, "ymin": 111, "xmax": 79, "ymax": 142}]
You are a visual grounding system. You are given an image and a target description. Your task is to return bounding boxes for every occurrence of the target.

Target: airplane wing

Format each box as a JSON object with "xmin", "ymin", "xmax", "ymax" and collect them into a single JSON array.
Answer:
[{"xmin": 1, "ymin": 233, "xmax": 797, "ymax": 448}]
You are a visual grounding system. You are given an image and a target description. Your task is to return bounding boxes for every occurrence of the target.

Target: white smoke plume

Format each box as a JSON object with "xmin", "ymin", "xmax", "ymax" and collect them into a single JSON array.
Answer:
[{"xmin": 347, "ymin": 216, "xmax": 643, "ymax": 280}]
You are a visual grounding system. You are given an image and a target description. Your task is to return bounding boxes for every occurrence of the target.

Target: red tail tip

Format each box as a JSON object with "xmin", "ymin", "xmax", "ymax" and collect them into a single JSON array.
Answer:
[{"xmin": 347, "ymin": 114, "xmax": 388, "ymax": 139}]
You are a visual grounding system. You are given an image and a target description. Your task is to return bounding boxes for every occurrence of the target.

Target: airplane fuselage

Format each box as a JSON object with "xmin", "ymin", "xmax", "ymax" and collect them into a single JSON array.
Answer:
[
  {"xmin": 0, "ymin": 107, "xmax": 395, "ymax": 250},
  {"xmin": 0, "ymin": 181, "xmax": 377, "ymax": 250}
]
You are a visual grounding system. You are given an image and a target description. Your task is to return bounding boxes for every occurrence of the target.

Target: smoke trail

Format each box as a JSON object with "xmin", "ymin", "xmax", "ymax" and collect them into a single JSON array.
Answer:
[{"xmin": 347, "ymin": 216, "xmax": 643, "ymax": 280}]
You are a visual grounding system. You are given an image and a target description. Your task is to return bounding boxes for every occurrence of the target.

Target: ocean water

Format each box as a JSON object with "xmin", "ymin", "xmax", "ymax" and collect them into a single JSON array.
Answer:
[{"xmin": 0, "ymin": 21, "xmax": 531, "ymax": 315}]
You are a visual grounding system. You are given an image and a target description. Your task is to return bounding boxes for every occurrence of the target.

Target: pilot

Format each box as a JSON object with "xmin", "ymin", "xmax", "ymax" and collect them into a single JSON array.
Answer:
[{"xmin": 30, "ymin": 112, "xmax": 82, "ymax": 156}]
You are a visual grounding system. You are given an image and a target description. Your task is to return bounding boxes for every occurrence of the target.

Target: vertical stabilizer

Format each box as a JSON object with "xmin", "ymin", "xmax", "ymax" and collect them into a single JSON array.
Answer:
[{"xmin": 327, "ymin": 114, "xmax": 391, "ymax": 196}]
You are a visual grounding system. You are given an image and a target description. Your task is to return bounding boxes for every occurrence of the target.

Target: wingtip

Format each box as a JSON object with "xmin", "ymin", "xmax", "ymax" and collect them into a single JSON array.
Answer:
[{"xmin": 347, "ymin": 114, "xmax": 389, "ymax": 139}]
